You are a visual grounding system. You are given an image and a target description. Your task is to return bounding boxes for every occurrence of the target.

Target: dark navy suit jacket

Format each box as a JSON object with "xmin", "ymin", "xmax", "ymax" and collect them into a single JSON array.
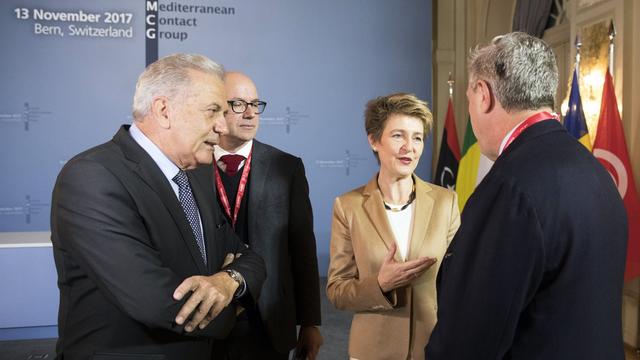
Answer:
[{"xmin": 426, "ymin": 120, "xmax": 627, "ymax": 359}]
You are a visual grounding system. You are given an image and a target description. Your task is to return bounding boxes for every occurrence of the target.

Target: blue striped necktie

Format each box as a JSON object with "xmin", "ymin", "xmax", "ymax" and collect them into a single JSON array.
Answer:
[{"xmin": 172, "ymin": 170, "xmax": 207, "ymax": 264}]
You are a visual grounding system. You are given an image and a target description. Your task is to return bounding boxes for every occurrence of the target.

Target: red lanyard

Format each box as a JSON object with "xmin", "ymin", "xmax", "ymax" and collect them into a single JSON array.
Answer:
[
  {"xmin": 502, "ymin": 111, "xmax": 559, "ymax": 152},
  {"xmin": 214, "ymin": 150, "xmax": 252, "ymax": 227}
]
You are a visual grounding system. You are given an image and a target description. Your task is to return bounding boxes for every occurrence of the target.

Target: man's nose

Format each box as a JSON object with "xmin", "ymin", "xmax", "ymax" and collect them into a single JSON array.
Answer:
[
  {"xmin": 243, "ymin": 104, "xmax": 257, "ymax": 118},
  {"xmin": 214, "ymin": 114, "xmax": 228, "ymax": 135}
]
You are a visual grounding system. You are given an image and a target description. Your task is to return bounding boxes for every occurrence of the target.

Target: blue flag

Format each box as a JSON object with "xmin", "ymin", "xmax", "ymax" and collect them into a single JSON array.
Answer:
[{"xmin": 564, "ymin": 69, "xmax": 592, "ymax": 150}]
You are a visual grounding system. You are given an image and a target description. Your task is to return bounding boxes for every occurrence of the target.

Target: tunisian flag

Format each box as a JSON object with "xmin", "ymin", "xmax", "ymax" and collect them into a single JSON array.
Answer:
[
  {"xmin": 434, "ymin": 98, "xmax": 461, "ymax": 190},
  {"xmin": 593, "ymin": 70, "xmax": 640, "ymax": 282}
]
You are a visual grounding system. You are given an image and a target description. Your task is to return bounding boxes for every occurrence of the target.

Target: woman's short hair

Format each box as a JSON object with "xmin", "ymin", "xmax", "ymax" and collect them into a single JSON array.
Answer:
[{"xmin": 364, "ymin": 93, "xmax": 433, "ymax": 160}]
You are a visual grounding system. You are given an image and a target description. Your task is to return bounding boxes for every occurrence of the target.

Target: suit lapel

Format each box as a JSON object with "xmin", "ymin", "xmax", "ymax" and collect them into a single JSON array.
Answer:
[
  {"xmin": 113, "ymin": 126, "xmax": 207, "ymax": 273},
  {"xmin": 408, "ymin": 176, "xmax": 434, "ymax": 259},
  {"xmin": 362, "ymin": 175, "xmax": 402, "ymax": 262},
  {"xmin": 247, "ymin": 141, "xmax": 269, "ymax": 251}
]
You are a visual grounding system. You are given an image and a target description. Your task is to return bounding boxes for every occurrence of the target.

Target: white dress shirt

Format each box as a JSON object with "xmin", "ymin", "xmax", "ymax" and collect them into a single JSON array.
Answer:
[{"xmin": 214, "ymin": 140, "xmax": 253, "ymax": 171}]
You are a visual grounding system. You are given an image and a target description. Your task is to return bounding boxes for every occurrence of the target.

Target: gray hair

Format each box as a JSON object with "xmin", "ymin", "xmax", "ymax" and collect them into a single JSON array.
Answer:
[
  {"xmin": 468, "ymin": 32, "xmax": 558, "ymax": 112},
  {"xmin": 132, "ymin": 53, "xmax": 224, "ymax": 119}
]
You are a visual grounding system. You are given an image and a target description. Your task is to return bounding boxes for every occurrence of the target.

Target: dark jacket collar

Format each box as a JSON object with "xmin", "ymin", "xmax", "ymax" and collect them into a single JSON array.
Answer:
[{"xmin": 112, "ymin": 125, "xmax": 210, "ymax": 273}]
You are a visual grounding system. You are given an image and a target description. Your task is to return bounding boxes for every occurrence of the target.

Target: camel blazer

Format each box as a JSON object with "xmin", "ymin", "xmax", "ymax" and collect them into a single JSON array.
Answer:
[{"xmin": 327, "ymin": 174, "xmax": 460, "ymax": 360}]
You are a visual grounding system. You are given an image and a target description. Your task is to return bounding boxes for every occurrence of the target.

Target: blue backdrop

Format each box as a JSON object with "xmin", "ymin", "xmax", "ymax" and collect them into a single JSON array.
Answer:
[{"xmin": 0, "ymin": 0, "xmax": 432, "ymax": 338}]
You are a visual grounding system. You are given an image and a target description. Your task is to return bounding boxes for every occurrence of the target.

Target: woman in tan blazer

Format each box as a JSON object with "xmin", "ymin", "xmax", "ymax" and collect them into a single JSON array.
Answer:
[{"xmin": 327, "ymin": 93, "xmax": 460, "ymax": 360}]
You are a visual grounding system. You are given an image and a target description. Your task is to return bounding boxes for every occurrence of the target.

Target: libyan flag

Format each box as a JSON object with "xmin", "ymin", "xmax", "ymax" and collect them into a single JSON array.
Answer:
[
  {"xmin": 434, "ymin": 99, "xmax": 460, "ymax": 190},
  {"xmin": 593, "ymin": 70, "xmax": 640, "ymax": 282}
]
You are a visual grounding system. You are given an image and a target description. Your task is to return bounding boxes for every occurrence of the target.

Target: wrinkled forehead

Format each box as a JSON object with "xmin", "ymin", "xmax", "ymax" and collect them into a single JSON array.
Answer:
[{"xmin": 180, "ymin": 71, "xmax": 226, "ymax": 102}]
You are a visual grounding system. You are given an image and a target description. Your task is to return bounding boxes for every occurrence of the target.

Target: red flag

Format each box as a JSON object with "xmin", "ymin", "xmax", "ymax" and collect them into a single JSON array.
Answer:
[{"xmin": 593, "ymin": 70, "xmax": 640, "ymax": 282}]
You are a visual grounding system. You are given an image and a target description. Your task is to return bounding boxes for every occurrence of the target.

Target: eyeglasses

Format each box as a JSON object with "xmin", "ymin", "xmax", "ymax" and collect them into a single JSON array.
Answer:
[{"xmin": 227, "ymin": 99, "xmax": 267, "ymax": 114}]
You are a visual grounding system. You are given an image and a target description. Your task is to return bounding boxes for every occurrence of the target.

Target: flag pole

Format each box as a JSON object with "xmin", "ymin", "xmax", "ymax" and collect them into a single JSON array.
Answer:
[
  {"xmin": 608, "ymin": 20, "xmax": 616, "ymax": 76},
  {"xmin": 574, "ymin": 35, "xmax": 581, "ymax": 78},
  {"xmin": 444, "ymin": 71, "xmax": 454, "ymax": 172}
]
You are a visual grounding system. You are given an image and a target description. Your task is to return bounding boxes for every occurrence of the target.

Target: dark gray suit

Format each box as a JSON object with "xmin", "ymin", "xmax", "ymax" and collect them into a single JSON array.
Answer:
[
  {"xmin": 51, "ymin": 125, "xmax": 266, "ymax": 360},
  {"xmin": 248, "ymin": 141, "xmax": 321, "ymax": 352},
  {"xmin": 202, "ymin": 140, "xmax": 321, "ymax": 356}
]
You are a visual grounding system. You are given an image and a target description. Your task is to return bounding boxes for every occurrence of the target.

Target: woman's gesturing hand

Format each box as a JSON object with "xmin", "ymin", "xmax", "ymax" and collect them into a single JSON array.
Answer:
[{"xmin": 377, "ymin": 242, "xmax": 437, "ymax": 293}]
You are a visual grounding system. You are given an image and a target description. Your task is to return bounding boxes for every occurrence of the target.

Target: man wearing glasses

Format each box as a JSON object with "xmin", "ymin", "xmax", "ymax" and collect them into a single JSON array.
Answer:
[{"xmin": 207, "ymin": 72, "xmax": 323, "ymax": 359}]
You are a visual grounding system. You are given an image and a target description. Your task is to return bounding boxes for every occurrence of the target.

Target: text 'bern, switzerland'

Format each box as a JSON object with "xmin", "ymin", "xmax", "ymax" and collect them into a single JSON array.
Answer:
[{"xmin": 15, "ymin": 3, "xmax": 235, "ymax": 40}]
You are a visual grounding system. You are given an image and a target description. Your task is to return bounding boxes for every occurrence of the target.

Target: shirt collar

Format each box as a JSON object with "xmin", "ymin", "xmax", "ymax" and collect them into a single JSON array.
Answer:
[
  {"xmin": 129, "ymin": 122, "xmax": 181, "ymax": 183},
  {"xmin": 214, "ymin": 140, "xmax": 253, "ymax": 161}
]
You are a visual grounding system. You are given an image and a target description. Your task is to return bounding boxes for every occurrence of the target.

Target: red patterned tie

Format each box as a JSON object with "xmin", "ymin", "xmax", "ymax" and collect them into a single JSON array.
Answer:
[{"xmin": 220, "ymin": 154, "xmax": 245, "ymax": 176}]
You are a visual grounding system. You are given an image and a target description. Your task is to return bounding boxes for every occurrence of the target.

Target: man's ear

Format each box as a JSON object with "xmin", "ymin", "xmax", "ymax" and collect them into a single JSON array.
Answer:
[
  {"xmin": 476, "ymin": 80, "xmax": 495, "ymax": 114},
  {"xmin": 151, "ymin": 96, "xmax": 171, "ymax": 129}
]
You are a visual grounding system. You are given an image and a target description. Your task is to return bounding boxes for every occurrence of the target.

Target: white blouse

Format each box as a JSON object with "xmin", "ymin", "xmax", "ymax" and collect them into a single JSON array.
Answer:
[{"xmin": 384, "ymin": 202, "xmax": 416, "ymax": 260}]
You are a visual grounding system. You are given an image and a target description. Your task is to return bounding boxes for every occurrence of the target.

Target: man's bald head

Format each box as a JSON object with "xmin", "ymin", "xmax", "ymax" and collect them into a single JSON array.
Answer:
[{"xmin": 220, "ymin": 72, "xmax": 263, "ymax": 152}]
